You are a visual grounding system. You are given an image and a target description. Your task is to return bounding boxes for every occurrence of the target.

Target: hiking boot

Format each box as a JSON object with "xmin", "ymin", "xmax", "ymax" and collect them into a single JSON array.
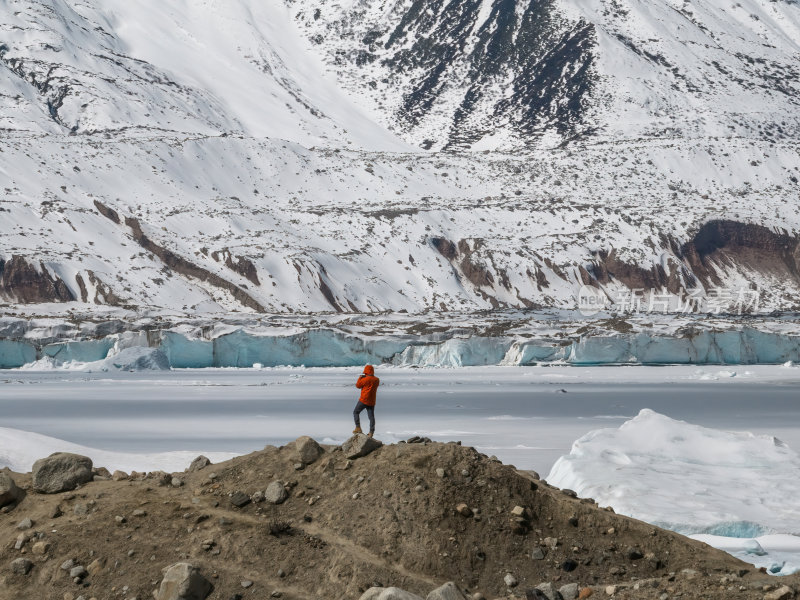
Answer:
[
  {"xmin": 352, "ymin": 427, "xmax": 363, "ymax": 434},
  {"xmin": 367, "ymin": 432, "xmax": 374, "ymax": 438}
]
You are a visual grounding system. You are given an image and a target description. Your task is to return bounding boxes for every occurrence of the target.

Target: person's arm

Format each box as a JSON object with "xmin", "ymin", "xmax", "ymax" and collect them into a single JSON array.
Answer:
[{"xmin": 356, "ymin": 374, "xmax": 366, "ymax": 388}]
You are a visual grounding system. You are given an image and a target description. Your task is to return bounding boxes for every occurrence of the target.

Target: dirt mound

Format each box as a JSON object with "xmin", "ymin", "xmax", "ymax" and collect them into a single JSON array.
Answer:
[{"xmin": 0, "ymin": 438, "xmax": 797, "ymax": 600}]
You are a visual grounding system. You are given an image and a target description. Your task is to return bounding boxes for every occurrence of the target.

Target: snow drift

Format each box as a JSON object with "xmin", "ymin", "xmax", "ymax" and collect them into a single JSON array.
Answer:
[
  {"xmin": 0, "ymin": 427, "xmax": 238, "ymax": 474},
  {"xmin": 547, "ymin": 409, "xmax": 800, "ymax": 574}
]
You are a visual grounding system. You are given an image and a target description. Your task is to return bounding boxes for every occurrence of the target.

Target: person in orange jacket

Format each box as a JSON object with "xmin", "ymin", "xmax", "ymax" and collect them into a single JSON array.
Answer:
[{"xmin": 353, "ymin": 364, "xmax": 380, "ymax": 438}]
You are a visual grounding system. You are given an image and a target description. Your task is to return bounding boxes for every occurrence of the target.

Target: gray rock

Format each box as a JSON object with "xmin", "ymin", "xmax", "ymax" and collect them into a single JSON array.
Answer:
[
  {"xmin": 230, "ymin": 491, "xmax": 251, "ymax": 508},
  {"xmin": 171, "ymin": 477, "xmax": 185, "ymax": 488},
  {"xmin": 10, "ymin": 558, "xmax": 33, "ymax": 575},
  {"xmin": 70, "ymin": 565, "xmax": 88, "ymax": 579},
  {"xmin": 16, "ymin": 517, "xmax": 33, "ymax": 530},
  {"xmin": 112, "ymin": 470, "xmax": 129, "ymax": 481},
  {"xmin": 14, "ymin": 533, "xmax": 29, "ymax": 550},
  {"xmin": 189, "ymin": 456, "xmax": 211, "ymax": 472},
  {"xmin": 155, "ymin": 563, "xmax": 213, "ymax": 600},
  {"xmin": 241, "ymin": 580, "xmax": 254, "ymax": 589},
  {"xmin": 427, "ymin": 581, "xmax": 468, "ymax": 600},
  {"xmin": 93, "ymin": 466, "xmax": 112, "ymax": 478},
  {"xmin": 342, "ymin": 434, "xmax": 383, "ymax": 460},
  {"xmin": 294, "ymin": 436, "xmax": 324, "ymax": 465},
  {"xmin": 531, "ymin": 547, "xmax": 545, "ymax": 560},
  {"xmin": 60, "ymin": 559, "xmax": 76, "ymax": 571},
  {"xmin": 558, "ymin": 583, "xmax": 579, "ymax": 600},
  {"xmin": 32, "ymin": 452, "xmax": 93, "ymax": 493},
  {"xmin": 358, "ymin": 588, "xmax": 424, "ymax": 600},
  {"xmin": 0, "ymin": 472, "xmax": 21, "ymax": 507},
  {"xmin": 504, "ymin": 573, "xmax": 518, "ymax": 588},
  {"xmin": 265, "ymin": 481, "xmax": 287, "ymax": 505},
  {"xmin": 535, "ymin": 583, "xmax": 562, "ymax": 600}
]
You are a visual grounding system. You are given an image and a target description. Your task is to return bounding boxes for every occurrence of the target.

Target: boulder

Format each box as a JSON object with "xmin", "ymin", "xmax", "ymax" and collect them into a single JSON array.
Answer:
[
  {"xmin": 536, "ymin": 583, "xmax": 561, "ymax": 600},
  {"xmin": 0, "ymin": 472, "xmax": 22, "ymax": 507},
  {"xmin": 765, "ymin": 586, "xmax": 793, "ymax": 600},
  {"xmin": 559, "ymin": 583, "xmax": 579, "ymax": 600},
  {"xmin": 294, "ymin": 436, "xmax": 324, "ymax": 465},
  {"xmin": 427, "ymin": 582, "xmax": 468, "ymax": 600},
  {"xmin": 32, "ymin": 453, "xmax": 93, "ymax": 493},
  {"xmin": 230, "ymin": 491, "xmax": 251, "ymax": 508},
  {"xmin": 155, "ymin": 562, "xmax": 213, "ymax": 600},
  {"xmin": 31, "ymin": 541, "xmax": 50, "ymax": 555},
  {"xmin": 342, "ymin": 434, "xmax": 382, "ymax": 460},
  {"xmin": 265, "ymin": 481, "xmax": 288, "ymax": 505},
  {"xmin": 359, "ymin": 588, "xmax": 424, "ymax": 600},
  {"xmin": 189, "ymin": 456, "xmax": 211, "ymax": 472},
  {"xmin": 10, "ymin": 558, "xmax": 33, "ymax": 575}
]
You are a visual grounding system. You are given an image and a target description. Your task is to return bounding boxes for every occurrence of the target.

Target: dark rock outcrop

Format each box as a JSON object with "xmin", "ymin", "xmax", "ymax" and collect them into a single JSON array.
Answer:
[
  {"xmin": 123, "ymin": 217, "xmax": 265, "ymax": 312},
  {"xmin": 681, "ymin": 220, "xmax": 800, "ymax": 288},
  {"xmin": 0, "ymin": 256, "xmax": 75, "ymax": 303}
]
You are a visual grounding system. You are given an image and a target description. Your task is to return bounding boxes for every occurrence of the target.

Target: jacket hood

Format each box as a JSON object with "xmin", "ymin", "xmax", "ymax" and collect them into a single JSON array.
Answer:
[{"xmin": 363, "ymin": 365, "xmax": 375, "ymax": 376}]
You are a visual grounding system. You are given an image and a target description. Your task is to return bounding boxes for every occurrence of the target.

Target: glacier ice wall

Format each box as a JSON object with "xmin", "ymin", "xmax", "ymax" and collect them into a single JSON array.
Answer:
[{"xmin": 2, "ymin": 322, "xmax": 800, "ymax": 369}]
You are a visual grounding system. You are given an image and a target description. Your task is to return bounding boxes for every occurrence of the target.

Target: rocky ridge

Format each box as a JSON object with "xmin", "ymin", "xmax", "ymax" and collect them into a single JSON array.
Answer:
[{"xmin": 0, "ymin": 435, "xmax": 797, "ymax": 599}]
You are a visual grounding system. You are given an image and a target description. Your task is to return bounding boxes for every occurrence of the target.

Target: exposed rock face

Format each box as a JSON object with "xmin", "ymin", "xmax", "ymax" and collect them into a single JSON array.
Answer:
[
  {"xmin": 121, "ymin": 215, "xmax": 265, "ymax": 312},
  {"xmin": 297, "ymin": 0, "xmax": 596, "ymax": 149},
  {"xmin": 342, "ymin": 434, "xmax": 383, "ymax": 459},
  {"xmin": 0, "ymin": 472, "xmax": 22, "ymax": 507},
  {"xmin": 681, "ymin": 220, "xmax": 800, "ymax": 288},
  {"xmin": 585, "ymin": 220, "xmax": 800, "ymax": 307},
  {"xmin": 155, "ymin": 562, "xmax": 212, "ymax": 600},
  {"xmin": 209, "ymin": 249, "xmax": 260, "ymax": 286},
  {"xmin": 588, "ymin": 248, "xmax": 688, "ymax": 295},
  {"xmin": 32, "ymin": 453, "xmax": 93, "ymax": 494},
  {"xmin": 0, "ymin": 256, "xmax": 74, "ymax": 303}
]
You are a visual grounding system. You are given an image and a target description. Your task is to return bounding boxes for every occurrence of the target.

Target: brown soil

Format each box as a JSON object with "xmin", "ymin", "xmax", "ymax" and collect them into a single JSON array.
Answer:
[{"xmin": 1, "ymin": 440, "xmax": 797, "ymax": 600}]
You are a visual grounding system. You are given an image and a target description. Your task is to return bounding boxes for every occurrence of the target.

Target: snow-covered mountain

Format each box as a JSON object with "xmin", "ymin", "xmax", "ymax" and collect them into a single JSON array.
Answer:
[
  {"xmin": 1, "ymin": 0, "xmax": 799, "ymax": 316},
  {"xmin": 294, "ymin": 0, "xmax": 800, "ymax": 149}
]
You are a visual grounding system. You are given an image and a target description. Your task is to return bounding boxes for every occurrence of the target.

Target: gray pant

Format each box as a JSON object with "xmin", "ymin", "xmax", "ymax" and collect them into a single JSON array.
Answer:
[{"xmin": 353, "ymin": 401, "xmax": 375, "ymax": 433}]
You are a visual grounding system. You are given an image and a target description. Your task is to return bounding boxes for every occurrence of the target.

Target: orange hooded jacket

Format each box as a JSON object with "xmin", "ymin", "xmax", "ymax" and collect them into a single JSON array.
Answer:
[{"xmin": 356, "ymin": 365, "xmax": 380, "ymax": 406}]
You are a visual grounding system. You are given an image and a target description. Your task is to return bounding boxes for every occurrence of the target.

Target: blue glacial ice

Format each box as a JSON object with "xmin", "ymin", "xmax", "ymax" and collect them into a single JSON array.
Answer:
[{"xmin": 2, "ymin": 320, "xmax": 800, "ymax": 369}]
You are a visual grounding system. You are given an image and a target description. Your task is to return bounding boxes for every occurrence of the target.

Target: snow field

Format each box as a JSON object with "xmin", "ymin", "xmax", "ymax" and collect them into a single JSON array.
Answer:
[{"xmin": 548, "ymin": 409, "xmax": 800, "ymax": 575}]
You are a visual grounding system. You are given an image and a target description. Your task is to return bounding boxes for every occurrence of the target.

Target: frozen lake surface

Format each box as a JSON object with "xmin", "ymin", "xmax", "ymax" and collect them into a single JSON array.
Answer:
[
  {"xmin": 2, "ymin": 364, "xmax": 800, "ymax": 474},
  {"xmin": 3, "ymin": 364, "xmax": 800, "ymax": 574}
]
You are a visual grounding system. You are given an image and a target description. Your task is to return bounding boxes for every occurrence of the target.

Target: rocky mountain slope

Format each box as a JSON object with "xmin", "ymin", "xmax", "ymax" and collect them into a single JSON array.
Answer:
[
  {"xmin": 1, "ymin": 436, "xmax": 797, "ymax": 600},
  {"xmin": 1, "ymin": 0, "xmax": 799, "ymax": 316}
]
